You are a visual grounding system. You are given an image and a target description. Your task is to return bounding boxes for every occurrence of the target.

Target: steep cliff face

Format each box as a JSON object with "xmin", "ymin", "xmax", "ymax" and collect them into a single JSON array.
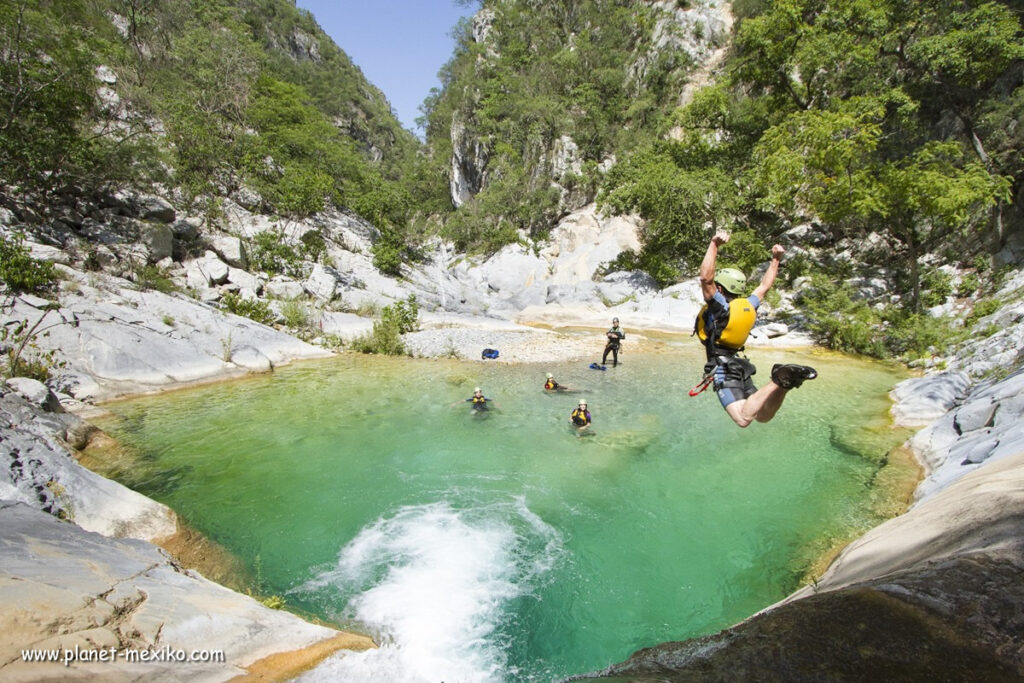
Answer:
[{"xmin": 426, "ymin": 0, "xmax": 732, "ymax": 241}]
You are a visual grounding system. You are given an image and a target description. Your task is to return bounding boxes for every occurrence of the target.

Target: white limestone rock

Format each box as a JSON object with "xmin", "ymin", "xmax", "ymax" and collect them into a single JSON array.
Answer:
[
  {"xmin": 782, "ymin": 450, "xmax": 1024, "ymax": 600},
  {"xmin": 8, "ymin": 275, "xmax": 330, "ymax": 399},
  {"xmin": 953, "ymin": 399, "xmax": 998, "ymax": 434},
  {"xmin": 0, "ymin": 501, "xmax": 363, "ymax": 681},
  {"xmin": 266, "ymin": 276, "xmax": 305, "ymax": 300},
  {"xmin": 4, "ymin": 377, "xmax": 61, "ymax": 412},
  {"xmin": 318, "ymin": 312, "xmax": 374, "ymax": 340},
  {"xmin": 596, "ymin": 270, "xmax": 659, "ymax": 303},
  {"xmin": 305, "ymin": 264, "xmax": 340, "ymax": 301},
  {"xmin": 227, "ymin": 266, "xmax": 262, "ymax": 293},
  {"xmin": 890, "ymin": 372, "xmax": 971, "ymax": 426},
  {"xmin": 761, "ymin": 322, "xmax": 790, "ymax": 339},
  {"xmin": 210, "ymin": 235, "xmax": 248, "ymax": 269},
  {"xmin": 0, "ymin": 393, "xmax": 176, "ymax": 539},
  {"xmin": 471, "ymin": 243, "xmax": 547, "ymax": 295},
  {"xmin": 230, "ymin": 345, "xmax": 273, "ymax": 372},
  {"xmin": 140, "ymin": 222, "xmax": 173, "ymax": 263},
  {"xmin": 905, "ymin": 369, "xmax": 1024, "ymax": 502},
  {"xmin": 318, "ymin": 208, "xmax": 380, "ymax": 254},
  {"xmin": 198, "ymin": 254, "xmax": 230, "ymax": 285},
  {"xmin": 28, "ymin": 241, "xmax": 72, "ymax": 265}
]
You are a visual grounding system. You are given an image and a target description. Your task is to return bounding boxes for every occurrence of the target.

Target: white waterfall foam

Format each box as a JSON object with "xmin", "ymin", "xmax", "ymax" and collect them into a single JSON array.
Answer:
[{"xmin": 296, "ymin": 498, "xmax": 562, "ymax": 682}]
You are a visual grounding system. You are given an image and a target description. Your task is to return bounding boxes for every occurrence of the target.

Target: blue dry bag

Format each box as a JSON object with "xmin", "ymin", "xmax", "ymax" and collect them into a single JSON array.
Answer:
[{"xmin": 481, "ymin": 348, "xmax": 500, "ymax": 360}]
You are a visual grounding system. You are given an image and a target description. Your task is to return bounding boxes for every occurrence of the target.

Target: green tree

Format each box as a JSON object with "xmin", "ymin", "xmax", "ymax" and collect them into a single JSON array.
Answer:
[
  {"xmin": 753, "ymin": 107, "xmax": 1010, "ymax": 311},
  {"xmin": 0, "ymin": 0, "xmax": 105, "ymax": 191}
]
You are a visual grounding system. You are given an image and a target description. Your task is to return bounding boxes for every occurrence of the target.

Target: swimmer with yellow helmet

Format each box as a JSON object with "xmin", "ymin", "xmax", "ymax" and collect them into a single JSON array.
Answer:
[
  {"xmin": 695, "ymin": 231, "xmax": 817, "ymax": 428},
  {"xmin": 569, "ymin": 398, "xmax": 592, "ymax": 432}
]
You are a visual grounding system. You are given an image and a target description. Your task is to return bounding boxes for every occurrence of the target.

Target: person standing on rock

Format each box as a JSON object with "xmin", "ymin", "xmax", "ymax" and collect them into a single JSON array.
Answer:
[
  {"xmin": 602, "ymin": 318, "xmax": 625, "ymax": 367},
  {"xmin": 695, "ymin": 231, "xmax": 817, "ymax": 428}
]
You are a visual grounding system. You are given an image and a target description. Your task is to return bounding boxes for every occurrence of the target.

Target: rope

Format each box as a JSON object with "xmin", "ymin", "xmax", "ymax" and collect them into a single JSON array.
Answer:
[{"xmin": 688, "ymin": 373, "xmax": 714, "ymax": 397}]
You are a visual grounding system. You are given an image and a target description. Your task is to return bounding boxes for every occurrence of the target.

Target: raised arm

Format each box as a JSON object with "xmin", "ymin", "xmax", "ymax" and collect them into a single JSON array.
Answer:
[
  {"xmin": 699, "ymin": 231, "xmax": 730, "ymax": 300},
  {"xmin": 752, "ymin": 244, "xmax": 785, "ymax": 300}
]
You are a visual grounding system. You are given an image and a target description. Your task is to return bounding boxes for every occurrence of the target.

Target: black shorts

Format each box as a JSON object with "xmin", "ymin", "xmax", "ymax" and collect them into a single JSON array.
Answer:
[{"xmin": 704, "ymin": 357, "xmax": 757, "ymax": 408}]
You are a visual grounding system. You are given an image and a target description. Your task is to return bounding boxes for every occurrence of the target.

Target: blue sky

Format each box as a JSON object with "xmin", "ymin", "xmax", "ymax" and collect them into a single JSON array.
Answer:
[{"xmin": 295, "ymin": 1, "xmax": 477, "ymax": 136}]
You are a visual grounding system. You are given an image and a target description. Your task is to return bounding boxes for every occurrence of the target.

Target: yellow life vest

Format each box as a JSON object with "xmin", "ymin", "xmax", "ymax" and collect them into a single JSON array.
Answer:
[
  {"xmin": 472, "ymin": 395, "xmax": 487, "ymax": 404},
  {"xmin": 696, "ymin": 298, "xmax": 756, "ymax": 350},
  {"xmin": 571, "ymin": 408, "xmax": 590, "ymax": 424}
]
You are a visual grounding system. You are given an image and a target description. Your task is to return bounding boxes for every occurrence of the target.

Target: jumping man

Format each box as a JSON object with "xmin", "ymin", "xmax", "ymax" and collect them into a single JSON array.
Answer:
[{"xmin": 696, "ymin": 231, "xmax": 817, "ymax": 428}]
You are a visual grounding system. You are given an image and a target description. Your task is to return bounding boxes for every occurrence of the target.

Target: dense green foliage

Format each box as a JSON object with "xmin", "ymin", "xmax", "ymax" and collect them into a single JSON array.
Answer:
[
  {"xmin": 596, "ymin": 0, "xmax": 1023, "ymax": 355},
  {"xmin": 797, "ymin": 276, "xmax": 967, "ymax": 359},
  {"xmin": 0, "ymin": 0, "xmax": 437, "ymax": 256},
  {"xmin": 350, "ymin": 295, "xmax": 419, "ymax": 355},
  {"xmin": 220, "ymin": 291, "xmax": 276, "ymax": 325},
  {"xmin": 422, "ymin": 0, "xmax": 699, "ymax": 251},
  {"xmin": 3, "ymin": 0, "xmax": 1023, "ymax": 363},
  {"xmin": 0, "ymin": 0, "xmax": 151, "ymax": 195},
  {"xmin": 0, "ymin": 232, "xmax": 57, "ymax": 292}
]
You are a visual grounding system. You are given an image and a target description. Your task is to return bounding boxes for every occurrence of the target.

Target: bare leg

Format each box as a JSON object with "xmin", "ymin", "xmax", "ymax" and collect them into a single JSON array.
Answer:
[{"xmin": 724, "ymin": 383, "xmax": 789, "ymax": 428}]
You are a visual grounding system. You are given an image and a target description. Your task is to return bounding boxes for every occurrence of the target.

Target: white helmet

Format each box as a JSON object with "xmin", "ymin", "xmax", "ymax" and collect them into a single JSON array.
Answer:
[
  {"xmin": 578, "ymin": 399, "xmax": 587, "ymax": 406},
  {"xmin": 474, "ymin": 387, "xmax": 481, "ymax": 393},
  {"xmin": 546, "ymin": 372, "xmax": 553, "ymax": 378}
]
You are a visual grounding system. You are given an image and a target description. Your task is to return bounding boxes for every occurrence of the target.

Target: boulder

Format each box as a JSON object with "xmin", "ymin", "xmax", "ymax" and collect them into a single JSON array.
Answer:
[
  {"xmin": 305, "ymin": 264, "xmax": 339, "ymax": 301},
  {"xmin": 184, "ymin": 261, "xmax": 209, "ymax": 290},
  {"xmin": 170, "ymin": 218, "xmax": 200, "ymax": 242},
  {"xmin": 210, "ymin": 235, "xmax": 248, "ymax": 269},
  {"xmin": 197, "ymin": 254, "xmax": 229, "ymax": 285},
  {"xmin": 94, "ymin": 64, "xmax": 117, "ymax": 84},
  {"xmin": 107, "ymin": 191, "xmax": 177, "ymax": 223},
  {"xmin": 227, "ymin": 266, "xmax": 262, "ymax": 293},
  {"xmin": 5, "ymin": 377, "xmax": 61, "ymax": 412},
  {"xmin": 64, "ymin": 419, "xmax": 98, "ymax": 450},
  {"xmin": 28, "ymin": 242, "xmax": 71, "ymax": 266},
  {"xmin": 140, "ymin": 222, "xmax": 173, "ymax": 263},
  {"xmin": 231, "ymin": 186, "xmax": 263, "ymax": 211},
  {"xmin": 760, "ymin": 322, "xmax": 790, "ymax": 338},
  {"xmin": 266, "ymin": 276, "xmax": 305, "ymax": 300},
  {"xmin": 953, "ymin": 399, "xmax": 997, "ymax": 434}
]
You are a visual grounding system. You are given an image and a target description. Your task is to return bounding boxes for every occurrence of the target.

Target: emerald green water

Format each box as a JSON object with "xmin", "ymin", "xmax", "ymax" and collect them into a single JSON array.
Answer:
[{"xmin": 95, "ymin": 346, "xmax": 906, "ymax": 682}]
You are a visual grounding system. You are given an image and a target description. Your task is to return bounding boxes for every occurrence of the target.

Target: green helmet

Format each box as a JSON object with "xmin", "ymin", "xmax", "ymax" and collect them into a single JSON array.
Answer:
[{"xmin": 715, "ymin": 268, "xmax": 747, "ymax": 295}]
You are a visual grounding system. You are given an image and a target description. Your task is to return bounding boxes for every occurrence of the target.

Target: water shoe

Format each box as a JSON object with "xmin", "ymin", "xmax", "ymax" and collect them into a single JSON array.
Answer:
[{"xmin": 770, "ymin": 364, "xmax": 818, "ymax": 389}]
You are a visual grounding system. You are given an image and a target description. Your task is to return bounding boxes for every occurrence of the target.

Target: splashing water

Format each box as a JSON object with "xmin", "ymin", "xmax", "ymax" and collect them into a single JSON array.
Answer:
[{"xmin": 295, "ymin": 500, "xmax": 561, "ymax": 682}]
